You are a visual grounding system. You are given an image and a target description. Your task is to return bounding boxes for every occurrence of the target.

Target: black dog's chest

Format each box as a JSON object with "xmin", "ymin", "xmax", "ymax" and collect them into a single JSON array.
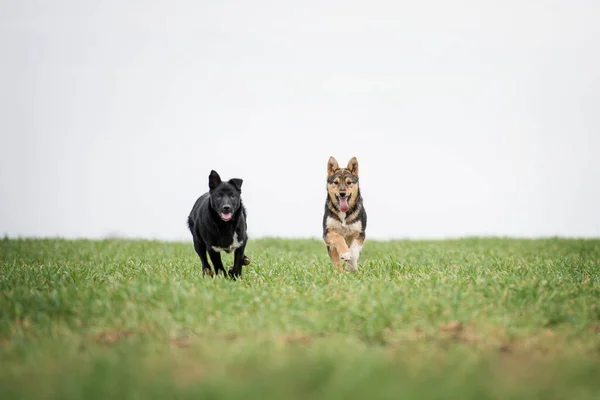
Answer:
[{"xmin": 210, "ymin": 231, "xmax": 243, "ymax": 253}]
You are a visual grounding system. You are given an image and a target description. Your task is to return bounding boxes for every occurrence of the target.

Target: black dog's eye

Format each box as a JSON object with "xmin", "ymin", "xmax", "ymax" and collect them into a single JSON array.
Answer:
[{"xmin": 230, "ymin": 194, "xmax": 236, "ymax": 199}]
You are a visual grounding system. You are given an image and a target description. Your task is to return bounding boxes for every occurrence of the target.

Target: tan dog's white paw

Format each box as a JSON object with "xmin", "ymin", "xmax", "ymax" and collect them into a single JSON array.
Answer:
[
  {"xmin": 340, "ymin": 251, "xmax": 352, "ymax": 262},
  {"xmin": 346, "ymin": 262, "xmax": 358, "ymax": 272}
]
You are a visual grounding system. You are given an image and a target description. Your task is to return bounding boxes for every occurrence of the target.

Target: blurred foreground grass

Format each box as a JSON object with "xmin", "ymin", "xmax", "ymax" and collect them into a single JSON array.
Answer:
[{"xmin": 1, "ymin": 237, "xmax": 599, "ymax": 399}]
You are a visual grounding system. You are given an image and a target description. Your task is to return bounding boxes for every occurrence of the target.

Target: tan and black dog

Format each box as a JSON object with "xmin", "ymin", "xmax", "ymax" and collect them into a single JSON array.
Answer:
[{"xmin": 322, "ymin": 156, "xmax": 367, "ymax": 271}]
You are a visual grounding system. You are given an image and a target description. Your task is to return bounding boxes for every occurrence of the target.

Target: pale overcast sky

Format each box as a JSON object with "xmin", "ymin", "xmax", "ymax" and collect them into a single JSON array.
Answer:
[{"xmin": 1, "ymin": 0, "xmax": 599, "ymax": 240}]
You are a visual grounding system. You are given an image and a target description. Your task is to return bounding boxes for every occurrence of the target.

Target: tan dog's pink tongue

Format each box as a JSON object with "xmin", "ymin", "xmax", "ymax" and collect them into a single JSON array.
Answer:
[{"xmin": 339, "ymin": 197, "xmax": 349, "ymax": 212}]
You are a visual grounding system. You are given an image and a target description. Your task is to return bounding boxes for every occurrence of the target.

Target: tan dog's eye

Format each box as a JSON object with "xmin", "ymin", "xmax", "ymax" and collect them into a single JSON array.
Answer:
[
  {"xmin": 346, "ymin": 180, "xmax": 352, "ymax": 185},
  {"xmin": 334, "ymin": 180, "xmax": 340, "ymax": 185}
]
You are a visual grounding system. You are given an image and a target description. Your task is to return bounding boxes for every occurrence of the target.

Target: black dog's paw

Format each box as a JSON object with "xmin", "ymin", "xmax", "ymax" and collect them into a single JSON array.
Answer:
[
  {"xmin": 227, "ymin": 267, "xmax": 242, "ymax": 280},
  {"xmin": 202, "ymin": 268, "xmax": 214, "ymax": 278},
  {"xmin": 243, "ymin": 256, "xmax": 250, "ymax": 266}
]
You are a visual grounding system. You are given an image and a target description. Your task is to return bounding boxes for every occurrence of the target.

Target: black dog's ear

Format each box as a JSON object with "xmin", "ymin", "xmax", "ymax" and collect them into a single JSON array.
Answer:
[
  {"xmin": 208, "ymin": 170, "xmax": 222, "ymax": 191},
  {"xmin": 228, "ymin": 178, "xmax": 243, "ymax": 192}
]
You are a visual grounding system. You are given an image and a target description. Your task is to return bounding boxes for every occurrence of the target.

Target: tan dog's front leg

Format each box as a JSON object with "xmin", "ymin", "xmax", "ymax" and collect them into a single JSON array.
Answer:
[
  {"xmin": 327, "ymin": 246, "xmax": 343, "ymax": 271},
  {"xmin": 347, "ymin": 238, "xmax": 363, "ymax": 272},
  {"xmin": 325, "ymin": 231, "xmax": 351, "ymax": 270}
]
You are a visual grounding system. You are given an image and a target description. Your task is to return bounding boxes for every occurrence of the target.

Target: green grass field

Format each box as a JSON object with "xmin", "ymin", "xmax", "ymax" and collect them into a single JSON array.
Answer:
[{"xmin": 1, "ymin": 237, "xmax": 599, "ymax": 399}]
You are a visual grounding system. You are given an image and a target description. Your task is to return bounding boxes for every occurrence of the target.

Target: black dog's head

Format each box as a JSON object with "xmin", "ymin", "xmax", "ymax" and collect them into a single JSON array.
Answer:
[{"xmin": 208, "ymin": 170, "xmax": 243, "ymax": 222}]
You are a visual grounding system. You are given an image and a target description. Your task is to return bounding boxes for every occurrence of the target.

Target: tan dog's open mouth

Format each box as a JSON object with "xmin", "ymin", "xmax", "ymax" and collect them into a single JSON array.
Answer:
[{"xmin": 338, "ymin": 195, "xmax": 350, "ymax": 212}]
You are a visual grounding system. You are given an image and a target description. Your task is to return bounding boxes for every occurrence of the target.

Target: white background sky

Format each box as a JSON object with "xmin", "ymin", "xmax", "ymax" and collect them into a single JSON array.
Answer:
[{"xmin": 1, "ymin": 0, "xmax": 599, "ymax": 241}]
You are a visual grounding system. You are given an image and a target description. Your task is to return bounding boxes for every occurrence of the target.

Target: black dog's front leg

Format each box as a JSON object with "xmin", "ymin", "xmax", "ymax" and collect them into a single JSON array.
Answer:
[
  {"xmin": 193, "ymin": 237, "xmax": 213, "ymax": 277},
  {"xmin": 228, "ymin": 245, "xmax": 247, "ymax": 279},
  {"xmin": 208, "ymin": 250, "xmax": 227, "ymax": 276}
]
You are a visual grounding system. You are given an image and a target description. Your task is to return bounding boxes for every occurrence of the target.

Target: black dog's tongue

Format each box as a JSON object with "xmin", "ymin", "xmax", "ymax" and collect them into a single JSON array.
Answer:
[
  {"xmin": 220, "ymin": 212, "xmax": 232, "ymax": 221},
  {"xmin": 339, "ymin": 197, "xmax": 349, "ymax": 212}
]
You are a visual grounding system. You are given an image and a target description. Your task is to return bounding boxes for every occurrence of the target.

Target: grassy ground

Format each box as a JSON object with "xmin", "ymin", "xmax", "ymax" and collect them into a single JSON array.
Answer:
[{"xmin": 0, "ymin": 237, "xmax": 599, "ymax": 399}]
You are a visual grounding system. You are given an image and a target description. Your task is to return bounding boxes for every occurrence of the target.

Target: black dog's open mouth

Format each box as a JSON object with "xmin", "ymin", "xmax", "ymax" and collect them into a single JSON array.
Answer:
[
  {"xmin": 220, "ymin": 212, "xmax": 233, "ymax": 221},
  {"xmin": 337, "ymin": 195, "xmax": 350, "ymax": 212}
]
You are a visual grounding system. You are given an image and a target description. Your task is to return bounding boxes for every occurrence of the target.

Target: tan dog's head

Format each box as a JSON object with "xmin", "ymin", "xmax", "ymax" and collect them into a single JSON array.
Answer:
[{"xmin": 327, "ymin": 156, "xmax": 359, "ymax": 213}]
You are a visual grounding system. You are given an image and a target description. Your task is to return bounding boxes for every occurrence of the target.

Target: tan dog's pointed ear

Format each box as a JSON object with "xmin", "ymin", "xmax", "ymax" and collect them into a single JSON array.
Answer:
[
  {"xmin": 327, "ymin": 156, "xmax": 339, "ymax": 177},
  {"xmin": 347, "ymin": 157, "xmax": 359, "ymax": 176}
]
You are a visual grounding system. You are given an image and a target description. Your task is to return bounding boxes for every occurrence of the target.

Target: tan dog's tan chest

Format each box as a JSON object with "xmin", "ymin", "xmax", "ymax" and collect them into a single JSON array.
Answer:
[{"xmin": 325, "ymin": 216, "xmax": 362, "ymax": 241}]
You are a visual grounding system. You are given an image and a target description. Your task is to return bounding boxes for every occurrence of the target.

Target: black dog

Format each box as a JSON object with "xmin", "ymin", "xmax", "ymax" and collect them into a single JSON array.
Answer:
[{"xmin": 188, "ymin": 170, "xmax": 250, "ymax": 278}]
